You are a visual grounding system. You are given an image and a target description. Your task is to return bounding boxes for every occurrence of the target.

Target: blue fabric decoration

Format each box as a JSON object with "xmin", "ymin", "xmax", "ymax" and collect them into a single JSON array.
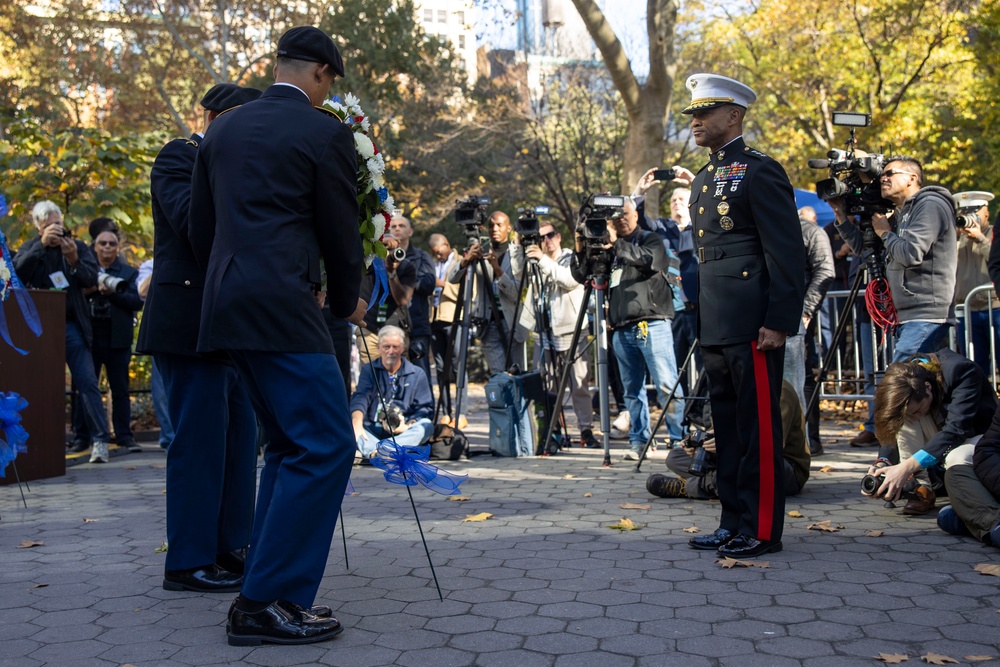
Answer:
[
  {"xmin": 0, "ymin": 195, "xmax": 43, "ymax": 355},
  {"xmin": 370, "ymin": 440, "xmax": 467, "ymax": 496},
  {"xmin": 0, "ymin": 392, "xmax": 29, "ymax": 478},
  {"xmin": 377, "ymin": 187, "xmax": 388, "ymax": 203},
  {"xmin": 345, "ymin": 478, "xmax": 356, "ymax": 496},
  {"xmin": 367, "ymin": 257, "xmax": 390, "ymax": 312}
]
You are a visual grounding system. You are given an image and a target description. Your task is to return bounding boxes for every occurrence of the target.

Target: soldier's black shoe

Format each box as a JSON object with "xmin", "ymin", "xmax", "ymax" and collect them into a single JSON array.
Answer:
[
  {"xmin": 216, "ymin": 548, "xmax": 248, "ymax": 575},
  {"xmin": 688, "ymin": 528, "xmax": 733, "ymax": 550},
  {"xmin": 227, "ymin": 599, "xmax": 343, "ymax": 646},
  {"xmin": 163, "ymin": 564, "xmax": 242, "ymax": 592},
  {"xmin": 717, "ymin": 534, "xmax": 782, "ymax": 559}
]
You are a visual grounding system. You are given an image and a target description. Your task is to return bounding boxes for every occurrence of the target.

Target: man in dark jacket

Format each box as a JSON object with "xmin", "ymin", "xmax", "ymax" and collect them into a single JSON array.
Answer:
[
  {"xmin": 188, "ymin": 26, "xmax": 365, "ymax": 646},
  {"xmin": 677, "ymin": 74, "xmax": 806, "ymax": 559},
  {"xmin": 136, "ymin": 83, "xmax": 261, "ymax": 596},
  {"xmin": 350, "ymin": 325, "xmax": 434, "ymax": 458},
  {"xmin": 571, "ymin": 198, "xmax": 682, "ymax": 461},
  {"xmin": 13, "ymin": 200, "xmax": 111, "ymax": 461},
  {"xmin": 388, "ymin": 214, "xmax": 436, "ymax": 387}
]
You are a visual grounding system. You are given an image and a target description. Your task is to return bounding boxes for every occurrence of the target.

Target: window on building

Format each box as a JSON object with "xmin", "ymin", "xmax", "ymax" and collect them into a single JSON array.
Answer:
[
  {"xmin": 423, "ymin": 8, "xmax": 433, "ymax": 22},
  {"xmin": 458, "ymin": 34, "xmax": 466, "ymax": 49},
  {"xmin": 437, "ymin": 9, "xmax": 447, "ymax": 22},
  {"xmin": 456, "ymin": 10, "xmax": 465, "ymax": 24},
  {"xmin": 459, "ymin": 58, "xmax": 467, "ymax": 70}
]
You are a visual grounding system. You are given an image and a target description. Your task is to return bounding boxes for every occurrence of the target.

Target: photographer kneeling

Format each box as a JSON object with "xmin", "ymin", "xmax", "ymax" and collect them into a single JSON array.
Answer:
[
  {"xmin": 351, "ymin": 325, "xmax": 435, "ymax": 459},
  {"xmin": 648, "ymin": 380, "xmax": 810, "ymax": 500},
  {"xmin": 864, "ymin": 350, "xmax": 996, "ymax": 514}
]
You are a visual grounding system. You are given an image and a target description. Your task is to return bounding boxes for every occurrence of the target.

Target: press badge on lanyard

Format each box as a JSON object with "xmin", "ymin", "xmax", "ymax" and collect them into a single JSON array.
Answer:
[{"xmin": 609, "ymin": 268, "xmax": 623, "ymax": 288}]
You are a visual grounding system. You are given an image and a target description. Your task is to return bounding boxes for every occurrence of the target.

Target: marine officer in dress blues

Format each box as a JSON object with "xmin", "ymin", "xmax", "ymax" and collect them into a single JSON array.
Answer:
[
  {"xmin": 673, "ymin": 74, "xmax": 806, "ymax": 558},
  {"xmin": 137, "ymin": 83, "xmax": 261, "ymax": 594},
  {"xmin": 188, "ymin": 26, "xmax": 367, "ymax": 646}
]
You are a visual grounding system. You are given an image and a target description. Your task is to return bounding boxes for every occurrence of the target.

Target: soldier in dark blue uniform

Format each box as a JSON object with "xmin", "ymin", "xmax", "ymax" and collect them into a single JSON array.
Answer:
[
  {"xmin": 678, "ymin": 74, "xmax": 806, "ymax": 558},
  {"xmin": 188, "ymin": 27, "xmax": 366, "ymax": 646},
  {"xmin": 137, "ymin": 84, "xmax": 262, "ymax": 594}
]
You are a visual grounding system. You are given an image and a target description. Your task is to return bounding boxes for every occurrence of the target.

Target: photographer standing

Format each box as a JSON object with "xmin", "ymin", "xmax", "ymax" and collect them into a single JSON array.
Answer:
[
  {"xmin": 952, "ymin": 191, "xmax": 999, "ymax": 377},
  {"xmin": 831, "ymin": 156, "xmax": 957, "ymax": 361},
  {"xmin": 518, "ymin": 222, "xmax": 597, "ymax": 448},
  {"xmin": 388, "ymin": 214, "xmax": 436, "ymax": 386},
  {"xmin": 448, "ymin": 211, "xmax": 530, "ymax": 375},
  {"xmin": 676, "ymin": 74, "xmax": 806, "ymax": 559},
  {"xmin": 571, "ymin": 198, "xmax": 683, "ymax": 460},
  {"xmin": 356, "ymin": 234, "xmax": 417, "ymax": 364}
]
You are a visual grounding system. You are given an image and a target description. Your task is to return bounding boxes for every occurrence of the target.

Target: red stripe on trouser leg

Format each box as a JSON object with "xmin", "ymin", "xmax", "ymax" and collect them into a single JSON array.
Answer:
[{"xmin": 751, "ymin": 344, "xmax": 774, "ymax": 541}]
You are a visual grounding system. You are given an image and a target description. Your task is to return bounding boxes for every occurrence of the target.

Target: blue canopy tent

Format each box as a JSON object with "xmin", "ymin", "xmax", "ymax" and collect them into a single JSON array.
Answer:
[{"xmin": 794, "ymin": 188, "xmax": 836, "ymax": 226}]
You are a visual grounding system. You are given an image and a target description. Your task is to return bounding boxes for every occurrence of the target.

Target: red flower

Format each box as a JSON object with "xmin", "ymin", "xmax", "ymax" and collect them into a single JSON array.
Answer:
[
  {"xmin": 355, "ymin": 115, "xmax": 364, "ymax": 123},
  {"xmin": 381, "ymin": 211, "xmax": 391, "ymax": 224}
]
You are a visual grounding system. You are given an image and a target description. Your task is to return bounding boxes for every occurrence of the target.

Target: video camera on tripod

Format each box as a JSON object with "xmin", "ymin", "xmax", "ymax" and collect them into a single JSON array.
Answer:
[
  {"xmin": 455, "ymin": 195, "xmax": 492, "ymax": 249},
  {"xmin": 515, "ymin": 205, "xmax": 551, "ymax": 247},
  {"xmin": 577, "ymin": 194, "xmax": 625, "ymax": 275}
]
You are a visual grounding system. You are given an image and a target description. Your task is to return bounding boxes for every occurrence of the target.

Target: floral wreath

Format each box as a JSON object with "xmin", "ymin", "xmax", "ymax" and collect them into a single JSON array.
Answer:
[{"xmin": 322, "ymin": 93, "xmax": 391, "ymax": 263}]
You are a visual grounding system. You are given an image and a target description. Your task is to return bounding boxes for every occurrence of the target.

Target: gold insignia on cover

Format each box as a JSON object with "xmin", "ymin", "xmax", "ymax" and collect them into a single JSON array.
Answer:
[
  {"xmin": 707, "ymin": 165, "xmax": 714, "ymax": 172},
  {"xmin": 717, "ymin": 151, "xmax": 725, "ymax": 161},
  {"xmin": 702, "ymin": 185, "xmax": 708, "ymax": 193},
  {"xmin": 698, "ymin": 207, "xmax": 704, "ymax": 214},
  {"xmin": 717, "ymin": 202, "xmax": 730, "ymax": 215},
  {"xmin": 719, "ymin": 216, "xmax": 734, "ymax": 231}
]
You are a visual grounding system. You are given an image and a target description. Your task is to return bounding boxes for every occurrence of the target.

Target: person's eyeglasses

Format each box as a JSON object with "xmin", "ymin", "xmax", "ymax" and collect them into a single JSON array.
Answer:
[
  {"xmin": 541, "ymin": 231, "xmax": 559, "ymax": 240},
  {"xmin": 96, "ymin": 240, "xmax": 118, "ymax": 247},
  {"xmin": 881, "ymin": 169, "xmax": 914, "ymax": 180}
]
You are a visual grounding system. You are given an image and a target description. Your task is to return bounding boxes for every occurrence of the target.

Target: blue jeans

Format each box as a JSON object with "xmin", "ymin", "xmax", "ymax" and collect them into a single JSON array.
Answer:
[
  {"xmin": 892, "ymin": 321, "xmax": 949, "ymax": 363},
  {"xmin": 150, "ymin": 359, "xmax": 174, "ymax": 447},
  {"xmin": 612, "ymin": 319, "xmax": 684, "ymax": 446},
  {"xmin": 66, "ymin": 321, "xmax": 109, "ymax": 442},
  {"xmin": 357, "ymin": 418, "xmax": 434, "ymax": 457}
]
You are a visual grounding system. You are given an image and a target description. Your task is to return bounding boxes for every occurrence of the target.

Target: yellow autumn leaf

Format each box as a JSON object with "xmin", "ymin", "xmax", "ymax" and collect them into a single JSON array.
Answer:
[
  {"xmin": 874, "ymin": 654, "xmax": 909, "ymax": 664},
  {"xmin": 17, "ymin": 540, "xmax": 44, "ymax": 549},
  {"xmin": 865, "ymin": 530, "xmax": 885, "ymax": 537},
  {"xmin": 583, "ymin": 493, "xmax": 592, "ymax": 497},
  {"xmin": 462, "ymin": 512, "xmax": 493, "ymax": 522},
  {"xmin": 609, "ymin": 518, "xmax": 638, "ymax": 531},
  {"xmin": 619, "ymin": 503, "xmax": 651, "ymax": 510},
  {"xmin": 683, "ymin": 526, "xmax": 700, "ymax": 534},
  {"xmin": 153, "ymin": 541, "xmax": 168, "ymax": 553},
  {"xmin": 974, "ymin": 563, "xmax": 1000, "ymax": 577},
  {"xmin": 920, "ymin": 652, "xmax": 958, "ymax": 665},
  {"xmin": 447, "ymin": 496, "xmax": 470, "ymax": 502},
  {"xmin": 788, "ymin": 510, "xmax": 804, "ymax": 518}
]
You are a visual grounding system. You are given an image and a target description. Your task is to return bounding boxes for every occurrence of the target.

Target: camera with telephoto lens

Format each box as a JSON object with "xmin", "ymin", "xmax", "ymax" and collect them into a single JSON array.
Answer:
[
  {"xmin": 97, "ymin": 272, "xmax": 127, "ymax": 294},
  {"xmin": 390, "ymin": 247, "xmax": 406, "ymax": 262},
  {"xmin": 684, "ymin": 428, "xmax": 715, "ymax": 477},
  {"xmin": 455, "ymin": 195, "xmax": 492, "ymax": 249},
  {"xmin": 516, "ymin": 205, "xmax": 551, "ymax": 247},
  {"xmin": 956, "ymin": 207, "xmax": 980, "ymax": 230},
  {"xmin": 378, "ymin": 403, "xmax": 406, "ymax": 433}
]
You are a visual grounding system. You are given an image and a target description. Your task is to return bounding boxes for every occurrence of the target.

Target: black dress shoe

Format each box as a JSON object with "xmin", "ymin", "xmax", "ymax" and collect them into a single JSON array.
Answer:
[
  {"xmin": 227, "ymin": 599, "xmax": 343, "ymax": 646},
  {"xmin": 67, "ymin": 440, "xmax": 90, "ymax": 454},
  {"xmin": 717, "ymin": 534, "xmax": 782, "ymax": 559},
  {"xmin": 216, "ymin": 549, "xmax": 247, "ymax": 575},
  {"xmin": 163, "ymin": 564, "xmax": 242, "ymax": 593},
  {"xmin": 689, "ymin": 528, "xmax": 733, "ymax": 550}
]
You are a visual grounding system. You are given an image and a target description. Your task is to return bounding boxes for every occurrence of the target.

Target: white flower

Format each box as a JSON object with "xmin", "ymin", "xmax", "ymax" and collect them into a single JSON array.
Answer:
[
  {"xmin": 373, "ymin": 213, "xmax": 387, "ymax": 239},
  {"xmin": 383, "ymin": 195, "xmax": 395, "ymax": 211},
  {"xmin": 354, "ymin": 133, "xmax": 375, "ymax": 159},
  {"xmin": 344, "ymin": 92, "xmax": 360, "ymax": 108},
  {"xmin": 360, "ymin": 118, "xmax": 371, "ymax": 132},
  {"xmin": 366, "ymin": 155, "xmax": 385, "ymax": 174},
  {"xmin": 371, "ymin": 172, "xmax": 385, "ymax": 190}
]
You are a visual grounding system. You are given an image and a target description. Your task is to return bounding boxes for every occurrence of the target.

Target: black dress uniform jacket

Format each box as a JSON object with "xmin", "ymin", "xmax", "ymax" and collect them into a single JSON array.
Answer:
[
  {"xmin": 689, "ymin": 137, "xmax": 805, "ymax": 344},
  {"xmin": 136, "ymin": 135, "xmax": 202, "ymax": 356},
  {"xmin": 188, "ymin": 85, "xmax": 363, "ymax": 353}
]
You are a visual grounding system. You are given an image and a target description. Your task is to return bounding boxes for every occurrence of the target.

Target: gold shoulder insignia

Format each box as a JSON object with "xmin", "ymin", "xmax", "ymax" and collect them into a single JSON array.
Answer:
[
  {"xmin": 184, "ymin": 139, "xmax": 199, "ymax": 147},
  {"xmin": 215, "ymin": 105, "xmax": 241, "ymax": 119},
  {"xmin": 315, "ymin": 106, "xmax": 339, "ymax": 118},
  {"xmin": 746, "ymin": 147, "xmax": 769, "ymax": 158}
]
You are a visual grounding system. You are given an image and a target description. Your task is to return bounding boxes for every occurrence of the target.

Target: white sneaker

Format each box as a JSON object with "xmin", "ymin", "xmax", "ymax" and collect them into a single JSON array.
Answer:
[
  {"xmin": 610, "ymin": 411, "xmax": 630, "ymax": 439},
  {"xmin": 622, "ymin": 450, "xmax": 639, "ymax": 461},
  {"xmin": 89, "ymin": 441, "xmax": 109, "ymax": 464}
]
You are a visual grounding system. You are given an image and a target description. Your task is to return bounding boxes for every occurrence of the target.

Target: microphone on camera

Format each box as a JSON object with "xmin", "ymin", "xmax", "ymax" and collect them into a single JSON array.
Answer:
[{"xmin": 807, "ymin": 159, "xmax": 831, "ymax": 169}]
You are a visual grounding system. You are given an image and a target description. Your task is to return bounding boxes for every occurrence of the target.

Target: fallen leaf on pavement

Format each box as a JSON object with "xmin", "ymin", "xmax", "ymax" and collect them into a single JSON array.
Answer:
[
  {"xmin": 447, "ymin": 496, "xmax": 470, "ymax": 502},
  {"xmin": 683, "ymin": 526, "xmax": 700, "ymax": 534},
  {"xmin": 462, "ymin": 512, "xmax": 493, "ymax": 522},
  {"xmin": 865, "ymin": 530, "xmax": 884, "ymax": 537},
  {"xmin": 584, "ymin": 493, "xmax": 592, "ymax": 497},
  {"xmin": 153, "ymin": 541, "xmax": 168, "ymax": 553},
  {"xmin": 563, "ymin": 474, "xmax": 575, "ymax": 479},
  {"xmin": 16, "ymin": 540, "xmax": 44, "ymax": 549},
  {"xmin": 83, "ymin": 518, "xmax": 99, "ymax": 523},
  {"xmin": 920, "ymin": 653, "xmax": 958, "ymax": 664},
  {"xmin": 149, "ymin": 464, "xmax": 165, "ymax": 469},
  {"xmin": 716, "ymin": 557, "xmax": 769, "ymax": 569},
  {"xmin": 32, "ymin": 583, "xmax": 48, "ymax": 589},
  {"xmin": 806, "ymin": 520, "xmax": 840, "ymax": 532},
  {"xmin": 975, "ymin": 563, "xmax": 1000, "ymax": 577},
  {"xmin": 875, "ymin": 654, "xmax": 909, "ymax": 664},
  {"xmin": 819, "ymin": 465, "xmax": 834, "ymax": 473},
  {"xmin": 619, "ymin": 503, "xmax": 651, "ymax": 510},
  {"xmin": 964, "ymin": 657, "xmax": 994, "ymax": 662},
  {"xmin": 609, "ymin": 518, "xmax": 638, "ymax": 531},
  {"xmin": 124, "ymin": 466, "xmax": 137, "ymax": 470},
  {"xmin": 788, "ymin": 510, "xmax": 804, "ymax": 518}
]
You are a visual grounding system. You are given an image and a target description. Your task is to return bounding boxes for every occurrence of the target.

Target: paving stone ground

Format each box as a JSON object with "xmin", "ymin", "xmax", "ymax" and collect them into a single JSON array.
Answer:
[{"xmin": 3, "ymin": 402, "xmax": 1000, "ymax": 667}]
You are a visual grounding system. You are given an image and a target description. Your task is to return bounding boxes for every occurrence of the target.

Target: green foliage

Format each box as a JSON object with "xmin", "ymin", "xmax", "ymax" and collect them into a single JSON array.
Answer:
[{"xmin": 0, "ymin": 117, "xmax": 161, "ymax": 255}]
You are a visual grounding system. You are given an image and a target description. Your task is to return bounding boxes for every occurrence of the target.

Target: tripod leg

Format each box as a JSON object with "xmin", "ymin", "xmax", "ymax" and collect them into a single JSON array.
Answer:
[
  {"xmin": 452, "ymin": 262, "xmax": 478, "ymax": 437},
  {"xmin": 541, "ymin": 282, "xmax": 591, "ymax": 455},
  {"xmin": 808, "ymin": 266, "xmax": 868, "ymax": 415},
  {"xmin": 635, "ymin": 338, "xmax": 699, "ymax": 472},
  {"xmin": 593, "ymin": 287, "xmax": 612, "ymax": 467}
]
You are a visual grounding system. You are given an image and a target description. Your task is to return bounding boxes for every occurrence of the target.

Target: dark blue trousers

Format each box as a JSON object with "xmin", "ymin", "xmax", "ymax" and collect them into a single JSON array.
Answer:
[
  {"xmin": 228, "ymin": 351, "xmax": 355, "ymax": 607},
  {"xmin": 156, "ymin": 353, "xmax": 257, "ymax": 571}
]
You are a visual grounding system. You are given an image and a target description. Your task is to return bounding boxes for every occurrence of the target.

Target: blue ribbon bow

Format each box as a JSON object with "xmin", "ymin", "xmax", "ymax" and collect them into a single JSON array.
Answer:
[
  {"xmin": 0, "ymin": 195, "xmax": 43, "ymax": 354},
  {"xmin": 367, "ymin": 256, "xmax": 390, "ymax": 312},
  {"xmin": 0, "ymin": 392, "xmax": 29, "ymax": 478},
  {"xmin": 370, "ymin": 440, "xmax": 467, "ymax": 495}
]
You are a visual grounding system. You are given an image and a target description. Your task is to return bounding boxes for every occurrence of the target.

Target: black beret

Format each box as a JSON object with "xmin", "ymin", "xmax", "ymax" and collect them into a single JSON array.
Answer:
[
  {"xmin": 276, "ymin": 26, "xmax": 344, "ymax": 78},
  {"xmin": 200, "ymin": 83, "xmax": 262, "ymax": 112}
]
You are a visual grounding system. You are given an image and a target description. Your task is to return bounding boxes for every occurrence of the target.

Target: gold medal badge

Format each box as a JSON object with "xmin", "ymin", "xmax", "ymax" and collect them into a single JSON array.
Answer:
[
  {"xmin": 717, "ymin": 202, "xmax": 730, "ymax": 216},
  {"xmin": 719, "ymin": 216, "xmax": 734, "ymax": 231}
]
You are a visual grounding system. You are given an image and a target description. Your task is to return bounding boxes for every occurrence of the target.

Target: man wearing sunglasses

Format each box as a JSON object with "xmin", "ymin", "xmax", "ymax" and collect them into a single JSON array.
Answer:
[{"xmin": 831, "ymin": 156, "xmax": 957, "ymax": 363}]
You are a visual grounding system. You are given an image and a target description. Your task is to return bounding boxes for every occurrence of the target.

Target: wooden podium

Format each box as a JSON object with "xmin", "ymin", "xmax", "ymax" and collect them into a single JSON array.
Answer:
[{"xmin": 0, "ymin": 289, "xmax": 66, "ymax": 484}]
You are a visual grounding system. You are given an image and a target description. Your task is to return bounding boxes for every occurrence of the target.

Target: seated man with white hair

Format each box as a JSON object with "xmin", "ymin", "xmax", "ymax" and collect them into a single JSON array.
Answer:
[{"xmin": 350, "ymin": 325, "xmax": 435, "ymax": 458}]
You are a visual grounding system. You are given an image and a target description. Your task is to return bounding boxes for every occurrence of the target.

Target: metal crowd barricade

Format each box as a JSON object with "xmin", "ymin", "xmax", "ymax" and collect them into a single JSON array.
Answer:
[{"xmin": 960, "ymin": 283, "xmax": 1000, "ymax": 386}]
